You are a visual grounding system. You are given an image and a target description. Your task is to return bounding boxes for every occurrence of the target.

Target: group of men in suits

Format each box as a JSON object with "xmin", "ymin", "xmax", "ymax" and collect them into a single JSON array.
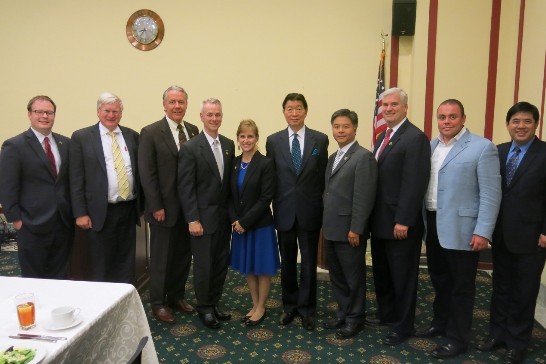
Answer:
[{"xmin": 1, "ymin": 90, "xmax": 544, "ymax": 359}]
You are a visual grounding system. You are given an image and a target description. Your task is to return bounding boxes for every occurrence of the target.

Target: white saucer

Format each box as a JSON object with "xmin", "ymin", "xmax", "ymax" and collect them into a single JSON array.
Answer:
[{"xmin": 42, "ymin": 316, "xmax": 83, "ymax": 331}]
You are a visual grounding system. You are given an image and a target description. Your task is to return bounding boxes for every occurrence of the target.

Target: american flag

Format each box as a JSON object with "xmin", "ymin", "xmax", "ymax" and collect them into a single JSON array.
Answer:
[{"xmin": 372, "ymin": 48, "xmax": 386, "ymax": 144}]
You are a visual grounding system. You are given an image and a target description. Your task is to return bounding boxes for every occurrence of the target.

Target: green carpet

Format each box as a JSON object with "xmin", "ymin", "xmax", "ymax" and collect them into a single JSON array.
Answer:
[{"xmin": 1, "ymin": 244, "xmax": 545, "ymax": 363}]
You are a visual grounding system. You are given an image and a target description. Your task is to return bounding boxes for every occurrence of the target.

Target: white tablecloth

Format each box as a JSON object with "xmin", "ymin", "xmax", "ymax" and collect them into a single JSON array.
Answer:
[{"xmin": 0, "ymin": 277, "xmax": 158, "ymax": 363}]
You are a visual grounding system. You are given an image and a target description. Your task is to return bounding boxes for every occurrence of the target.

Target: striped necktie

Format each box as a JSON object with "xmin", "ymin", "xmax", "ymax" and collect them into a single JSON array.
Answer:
[
  {"xmin": 44, "ymin": 136, "xmax": 57, "ymax": 177},
  {"xmin": 291, "ymin": 134, "xmax": 302, "ymax": 175},
  {"xmin": 108, "ymin": 131, "xmax": 129, "ymax": 200}
]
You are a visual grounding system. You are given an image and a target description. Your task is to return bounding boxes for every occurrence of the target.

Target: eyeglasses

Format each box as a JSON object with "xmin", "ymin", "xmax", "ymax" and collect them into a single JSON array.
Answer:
[{"xmin": 32, "ymin": 110, "xmax": 55, "ymax": 116}]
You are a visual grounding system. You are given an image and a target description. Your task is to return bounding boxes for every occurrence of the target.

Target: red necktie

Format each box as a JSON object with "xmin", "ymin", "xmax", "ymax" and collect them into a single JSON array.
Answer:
[
  {"xmin": 376, "ymin": 128, "xmax": 393, "ymax": 159},
  {"xmin": 44, "ymin": 137, "xmax": 57, "ymax": 177}
]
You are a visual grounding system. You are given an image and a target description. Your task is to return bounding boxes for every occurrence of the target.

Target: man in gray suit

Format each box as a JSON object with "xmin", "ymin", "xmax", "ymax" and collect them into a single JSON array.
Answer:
[
  {"xmin": 321, "ymin": 109, "xmax": 377, "ymax": 338},
  {"xmin": 139, "ymin": 85, "xmax": 199, "ymax": 324},
  {"xmin": 0, "ymin": 95, "xmax": 72, "ymax": 279},
  {"xmin": 417, "ymin": 99, "xmax": 501, "ymax": 359},
  {"xmin": 70, "ymin": 92, "xmax": 141, "ymax": 284}
]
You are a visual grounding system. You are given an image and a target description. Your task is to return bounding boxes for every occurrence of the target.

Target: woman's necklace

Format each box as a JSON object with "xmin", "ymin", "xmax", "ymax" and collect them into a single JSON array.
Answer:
[{"xmin": 240, "ymin": 161, "xmax": 249, "ymax": 170}]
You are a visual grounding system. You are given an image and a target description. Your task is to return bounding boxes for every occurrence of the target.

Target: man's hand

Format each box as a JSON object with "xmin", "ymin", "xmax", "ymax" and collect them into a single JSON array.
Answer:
[
  {"xmin": 538, "ymin": 234, "xmax": 546, "ymax": 248},
  {"xmin": 232, "ymin": 220, "xmax": 245, "ymax": 235},
  {"xmin": 189, "ymin": 221, "xmax": 203, "ymax": 236},
  {"xmin": 153, "ymin": 209, "xmax": 165, "ymax": 222},
  {"xmin": 470, "ymin": 234, "xmax": 489, "ymax": 251},
  {"xmin": 76, "ymin": 215, "xmax": 92, "ymax": 230},
  {"xmin": 348, "ymin": 231, "xmax": 360, "ymax": 247},
  {"xmin": 393, "ymin": 224, "xmax": 408, "ymax": 240},
  {"xmin": 12, "ymin": 220, "xmax": 22, "ymax": 231}
]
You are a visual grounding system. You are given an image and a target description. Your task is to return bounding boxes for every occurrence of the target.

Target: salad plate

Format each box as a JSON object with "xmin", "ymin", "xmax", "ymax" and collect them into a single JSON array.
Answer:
[{"xmin": 0, "ymin": 340, "xmax": 46, "ymax": 364}]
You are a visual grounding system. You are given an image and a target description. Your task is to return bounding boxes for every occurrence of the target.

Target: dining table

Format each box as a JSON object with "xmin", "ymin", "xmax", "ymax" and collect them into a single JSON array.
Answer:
[{"xmin": 0, "ymin": 276, "xmax": 158, "ymax": 363}]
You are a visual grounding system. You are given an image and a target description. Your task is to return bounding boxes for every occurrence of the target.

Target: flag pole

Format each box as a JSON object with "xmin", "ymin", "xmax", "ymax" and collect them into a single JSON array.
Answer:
[{"xmin": 372, "ymin": 32, "xmax": 388, "ymax": 146}]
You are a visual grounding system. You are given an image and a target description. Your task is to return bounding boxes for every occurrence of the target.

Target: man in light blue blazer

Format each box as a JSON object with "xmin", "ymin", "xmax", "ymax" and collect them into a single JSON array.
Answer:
[{"xmin": 417, "ymin": 99, "xmax": 501, "ymax": 359}]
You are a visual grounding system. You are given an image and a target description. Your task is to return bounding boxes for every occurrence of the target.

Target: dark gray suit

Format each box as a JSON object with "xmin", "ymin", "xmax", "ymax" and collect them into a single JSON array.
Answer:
[
  {"xmin": 139, "ymin": 118, "xmax": 199, "ymax": 308},
  {"xmin": 0, "ymin": 129, "xmax": 72, "ymax": 278},
  {"xmin": 70, "ymin": 122, "xmax": 141, "ymax": 283},
  {"xmin": 322, "ymin": 142, "xmax": 377, "ymax": 324},
  {"xmin": 178, "ymin": 132, "xmax": 234, "ymax": 314}
]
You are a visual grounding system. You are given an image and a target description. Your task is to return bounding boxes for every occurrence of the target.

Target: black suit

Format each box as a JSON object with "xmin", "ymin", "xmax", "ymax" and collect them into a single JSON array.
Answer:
[
  {"xmin": 0, "ymin": 129, "xmax": 73, "ymax": 278},
  {"xmin": 178, "ymin": 132, "xmax": 234, "ymax": 315},
  {"xmin": 139, "ymin": 118, "xmax": 199, "ymax": 308},
  {"xmin": 489, "ymin": 137, "xmax": 546, "ymax": 351},
  {"xmin": 70, "ymin": 123, "xmax": 141, "ymax": 283},
  {"xmin": 370, "ymin": 120, "xmax": 430, "ymax": 336},
  {"xmin": 229, "ymin": 151, "xmax": 275, "ymax": 230},
  {"xmin": 265, "ymin": 127, "xmax": 328, "ymax": 317}
]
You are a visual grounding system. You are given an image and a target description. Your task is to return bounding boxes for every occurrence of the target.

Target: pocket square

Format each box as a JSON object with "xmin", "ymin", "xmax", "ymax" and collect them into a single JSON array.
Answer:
[{"xmin": 311, "ymin": 148, "xmax": 319, "ymax": 156}]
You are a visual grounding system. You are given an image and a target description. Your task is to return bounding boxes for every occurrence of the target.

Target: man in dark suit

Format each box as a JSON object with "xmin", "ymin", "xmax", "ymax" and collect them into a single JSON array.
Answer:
[
  {"xmin": 139, "ymin": 86, "xmax": 199, "ymax": 324},
  {"xmin": 178, "ymin": 98, "xmax": 235, "ymax": 329},
  {"xmin": 265, "ymin": 93, "xmax": 329, "ymax": 330},
  {"xmin": 0, "ymin": 95, "xmax": 72, "ymax": 279},
  {"xmin": 369, "ymin": 88, "xmax": 431, "ymax": 345},
  {"xmin": 70, "ymin": 92, "xmax": 141, "ymax": 284},
  {"xmin": 322, "ymin": 109, "xmax": 377, "ymax": 338},
  {"xmin": 419, "ymin": 99, "xmax": 501, "ymax": 359},
  {"xmin": 477, "ymin": 102, "xmax": 546, "ymax": 364}
]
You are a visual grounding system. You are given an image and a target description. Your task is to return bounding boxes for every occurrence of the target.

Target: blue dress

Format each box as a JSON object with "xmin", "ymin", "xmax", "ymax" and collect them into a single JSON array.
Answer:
[{"xmin": 230, "ymin": 162, "xmax": 280, "ymax": 275}]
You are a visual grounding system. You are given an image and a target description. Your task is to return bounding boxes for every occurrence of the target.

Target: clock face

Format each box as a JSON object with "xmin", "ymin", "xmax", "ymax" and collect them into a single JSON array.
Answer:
[
  {"xmin": 132, "ymin": 16, "xmax": 158, "ymax": 45},
  {"xmin": 126, "ymin": 9, "xmax": 164, "ymax": 51}
]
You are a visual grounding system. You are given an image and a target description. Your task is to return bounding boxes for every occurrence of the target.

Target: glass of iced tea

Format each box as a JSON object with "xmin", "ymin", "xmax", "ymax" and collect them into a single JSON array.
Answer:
[{"xmin": 15, "ymin": 293, "xmax": 35, "ymax": 330}]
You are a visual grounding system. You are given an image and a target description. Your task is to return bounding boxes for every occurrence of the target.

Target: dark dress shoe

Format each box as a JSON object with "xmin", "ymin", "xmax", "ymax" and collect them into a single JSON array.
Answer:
[
  {"xmin": 279, "ymin": 312, "xmax": 296, "ymax": 325},
  {"xmin": 364, "ymin": 316, "xmax": 391, "ymax": 327},
  {"xmin": 152, "ymin": 306, "xmax": 175, "ymax": 324},
  {"xmin": 383, "ymin": 332, "xmax": 411, "ymax": 346},
  {"xmin": 431, "ymin": 343, "xmax": 466, "ymax": 359},
  {"xmin": 504, "ymin": 348, "xmax": 524, "ymax": 364},
  {"xmin": 246, "ymin": 310, "xmax": 267, "ymax": 326},
  {"xmin": 414, "ymin": 326, "xmax": 445, "ymax": 338},
  {"xmin": 169, "ymin": 299, "xmax": 195, "ymax": 313},
  {"xmin": 199, "ymin": 313, "xmax": 221, "ymax": 329},
  {"xmin": 213, "ymin": 306, "xmax": 231, "ymax": 321},
  {"xmin": 301, "ymin": 316, "xmax": 315, "ymax": 331},
  {"xmin": 322, "ymin": 318, "xmax": 345, "ymax": 330},
  {"xmin": 336, "ymin": 322, "xmax": 363, "ymax": 338},
  {"xmin": 476, "ymin": 337, "xmax": 505, "ymax": 352}
]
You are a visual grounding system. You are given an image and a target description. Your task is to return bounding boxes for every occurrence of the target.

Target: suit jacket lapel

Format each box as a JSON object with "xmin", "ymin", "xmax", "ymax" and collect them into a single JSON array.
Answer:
[
  {"xmin": 331, "ymin": 142, "xmax": 358, "ymax": 177},
  {"xmin": 279, "ymin": 132, "xmax": 298, "ymax": 175},
  {"xmin": 239, "ymin": 152, "xmax": 260, "ymax": 195},
  {"xmin": 377, "ymin": 122, "xmax": 407, "ymax": 163},
  {"xmin": 92, "ymin": 123, "xmax": 108, "ymax": 174},
  {"xmin": 507, "ymin": 137, "xmax": 539, "ymax": 188},
  {"xmin": 25, "ymin": 129, "xmax": 55, "ymax": 179},
  {"xmin": 439, "ymin": 131, "xmax": 471, "ymax": 169},
  {"xmin": 120, "ymin": 127, "xmax": 137, "ymax": 173},
  {"xmin": 184, "ymin": 121, "xmax": 199, "ymax": 139},
  {"xmin": 53, "ymin": 132, "xmax": 68, "ymax": 181},
  {"xmin": 160, "ymin": 118, "xmax": 178, "ymax": 157},
  {"xmin": 200, "ymin": 133, "xmax": 222, "ymax": 182},
  {"xmin": 301, "ymin": 131, "xmax": 315, "ymax": 171}
]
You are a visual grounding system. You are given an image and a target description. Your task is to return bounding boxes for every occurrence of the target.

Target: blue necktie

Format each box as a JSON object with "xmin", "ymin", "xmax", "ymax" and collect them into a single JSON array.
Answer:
[
  {"xmin": 505, "ymin": 146, "xmax": 521, "ymax": 185},
  {"xmin": 291, "ymin": 134, "xmax": 302, "ymax": 175}
]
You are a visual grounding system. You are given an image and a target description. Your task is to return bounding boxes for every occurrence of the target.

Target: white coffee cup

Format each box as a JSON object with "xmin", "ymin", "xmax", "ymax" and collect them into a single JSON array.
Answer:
[{"xmin": 51, "ymin": 306, "xmax": 80, "ymax": 327}]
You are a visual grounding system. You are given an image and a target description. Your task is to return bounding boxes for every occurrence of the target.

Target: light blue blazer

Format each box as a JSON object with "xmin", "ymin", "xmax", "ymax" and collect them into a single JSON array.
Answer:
[{"xmin": 429, "ymin": 130, "xmax": 501, "ymax": 251}]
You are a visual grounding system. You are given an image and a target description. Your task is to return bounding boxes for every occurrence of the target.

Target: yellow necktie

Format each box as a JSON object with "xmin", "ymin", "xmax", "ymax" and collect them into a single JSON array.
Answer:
[{"xmin": 108, "ymin": 131, "xmax": 130, "ymax": 200}]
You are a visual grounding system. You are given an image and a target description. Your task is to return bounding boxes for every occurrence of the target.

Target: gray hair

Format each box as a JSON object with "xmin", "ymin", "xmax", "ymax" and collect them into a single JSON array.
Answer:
[
  {"xmin": 162, "ymin": 85, "xmax": 188, "ymax": 102},
  {"xmin": 201, "ymin": 98, "xmax": 222, "ymax": 112},
  {"xmin": 97, "ymin": 92, "xmax": 124, "ymax": 111},
  {"xmin": 381, "ymin": 87, "xmax": 408, "ymax": 105}
]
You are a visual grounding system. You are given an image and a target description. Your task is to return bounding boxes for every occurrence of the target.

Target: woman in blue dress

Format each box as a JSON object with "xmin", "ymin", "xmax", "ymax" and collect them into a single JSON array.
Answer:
[{"xmin": 230, "ymin": 119, "xmax": 280, "ymax": 326}]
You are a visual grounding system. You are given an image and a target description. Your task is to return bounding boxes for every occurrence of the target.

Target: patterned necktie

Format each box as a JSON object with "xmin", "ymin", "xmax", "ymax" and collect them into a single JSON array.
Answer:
[
  {"xmin": 291, "ymin": 134, "xmax": 302, "ymax": 175},
  {"xmin": 505, "ymin": 146, "xmax": 521, "ymax": 185},
  {"xmin": 44, "ymin": 136, "xmax": 57, "ymax": 177},
  {"xmin": 331, "ymin": 149, "xmax": 344, "ymax": 174},
  {"xmin": 376, "ymin": 128, "xmax": 393, "ymax": 159},
  {"xmin": 177, "ymin": 124, "xmax": 187, "ymax": 146},
  {"xmin": 213, "ymin": 140, "xmax": 224, "ymax": 181},
  {"xmin": 108, "ymin": 131, "xmax": 130, "ymax": 200}
]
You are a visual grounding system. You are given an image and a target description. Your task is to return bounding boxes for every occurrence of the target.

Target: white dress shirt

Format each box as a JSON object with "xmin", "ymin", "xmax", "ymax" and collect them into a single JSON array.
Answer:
[
  {"xmin": 288, "ymin": 125, "xmax": 306, "ymax": 157},
  {"xmin": 166, "ymin": 116, "xmax": 189, "ymax": 151},
  {"xmin": 31, "ymin": 127, "xmax": 61, "ymax": 175}
]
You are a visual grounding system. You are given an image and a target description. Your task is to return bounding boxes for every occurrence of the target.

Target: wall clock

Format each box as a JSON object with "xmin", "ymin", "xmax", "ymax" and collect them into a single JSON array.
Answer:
[{"xmin": 126, "ymin": 9, "xmax": 164, "ymax": 51}]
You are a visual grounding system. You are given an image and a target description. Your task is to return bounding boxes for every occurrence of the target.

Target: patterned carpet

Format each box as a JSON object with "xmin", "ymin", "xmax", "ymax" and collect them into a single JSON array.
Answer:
[{"xmin": 1, "ymin": 242, "xmax": 545, "ymax": 363}]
